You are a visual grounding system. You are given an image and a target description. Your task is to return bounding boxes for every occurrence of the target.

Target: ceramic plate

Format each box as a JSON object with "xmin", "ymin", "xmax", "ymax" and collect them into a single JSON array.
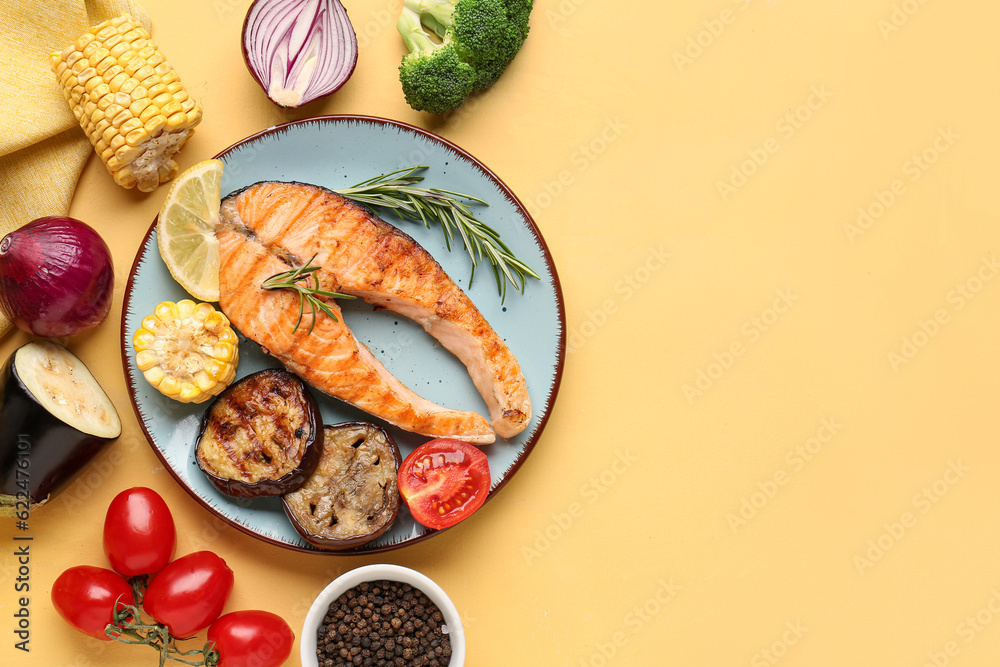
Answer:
[{"xmin": 121, "ymin": 115, "xmax": 565, "ymax": 553}]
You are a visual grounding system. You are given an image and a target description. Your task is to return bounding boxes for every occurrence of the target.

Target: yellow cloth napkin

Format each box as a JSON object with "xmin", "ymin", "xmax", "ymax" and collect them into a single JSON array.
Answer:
[{"xmin": 0, "ymin": 0, "xmax": 150, "ymax": 336}]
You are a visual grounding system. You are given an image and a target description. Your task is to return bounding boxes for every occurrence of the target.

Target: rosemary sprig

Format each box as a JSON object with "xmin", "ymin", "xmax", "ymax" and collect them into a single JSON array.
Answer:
[
  {"xmin": 261, "ymin": 256, "xmax": 355, "ymax": 334},
  {"xmin": 335, "ymin": 165, "xmax": 540, "ymax": 301}
]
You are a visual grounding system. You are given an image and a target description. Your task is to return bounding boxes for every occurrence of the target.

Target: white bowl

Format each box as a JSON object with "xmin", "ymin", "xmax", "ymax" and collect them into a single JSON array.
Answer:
[{"xmin": 301, "ymin": 564, "xmax": 465, "ymax": 666}]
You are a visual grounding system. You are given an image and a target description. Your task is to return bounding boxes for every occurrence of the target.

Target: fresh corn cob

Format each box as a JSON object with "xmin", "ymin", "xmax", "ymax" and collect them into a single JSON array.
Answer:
[
  {"xmin": 133, "ymin": 300, "xmax": 239, "ymax": 404},
  {"xmin": 50, "ymin": 14, "xmax": 203, "ymax": 193}
]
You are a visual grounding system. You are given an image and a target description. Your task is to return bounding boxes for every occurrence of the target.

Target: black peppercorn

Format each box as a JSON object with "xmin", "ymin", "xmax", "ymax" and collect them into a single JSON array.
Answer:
[{"xmin": 315, "ymin": 580, "xmax": 453, "ymax": 666}]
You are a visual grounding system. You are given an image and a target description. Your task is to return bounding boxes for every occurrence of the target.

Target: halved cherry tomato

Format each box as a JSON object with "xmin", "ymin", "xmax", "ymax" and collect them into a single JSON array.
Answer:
[
  {"xmin": 397, "ymin": 438, "xmax": 491, "ymax": 529},
  {"xmin": 51, "ymin": 565, "xmax": 134, "ymax": 640},
  {"xmin": 207, "ymin": 610, "xmax": 295, "ymax": 667},
  {"xmin": 103, "ymin": 487, "xmax": 176, "ymax": 578},
  {"xmin": 143, "ymin": 551, "xmax": 234, "ymax": 638}
]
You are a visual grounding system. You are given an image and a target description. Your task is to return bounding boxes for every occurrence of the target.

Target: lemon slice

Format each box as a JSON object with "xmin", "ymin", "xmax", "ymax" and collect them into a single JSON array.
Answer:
[{"xmin": 156, "ymin": 159, "xmax": 224, "ymax": 302}]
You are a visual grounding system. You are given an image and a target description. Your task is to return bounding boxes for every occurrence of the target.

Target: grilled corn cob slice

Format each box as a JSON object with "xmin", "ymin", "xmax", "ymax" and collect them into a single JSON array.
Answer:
[
  {"xmin": 50, "ymin": 14, "xmax": 203, "ymax": 193},
  {"xmin": 133, "ymin": 300, "xmax": 239, "ymax": 404}
]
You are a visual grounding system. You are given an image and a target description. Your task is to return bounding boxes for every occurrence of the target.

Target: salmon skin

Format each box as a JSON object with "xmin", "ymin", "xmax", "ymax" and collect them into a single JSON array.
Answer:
[{"xmin": 217, "ymin": 181, "xmax": 532, "ymax": 445}]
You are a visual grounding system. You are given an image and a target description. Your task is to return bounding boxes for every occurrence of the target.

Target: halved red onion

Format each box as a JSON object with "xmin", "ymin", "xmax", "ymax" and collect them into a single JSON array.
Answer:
[{"xmin": 242, "ymin": 0, "xmax": 359, "ymax": 108}]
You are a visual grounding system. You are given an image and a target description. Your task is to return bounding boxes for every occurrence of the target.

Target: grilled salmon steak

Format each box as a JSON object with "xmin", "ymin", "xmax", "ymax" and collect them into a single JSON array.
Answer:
[{"xmin": 216, "ymin": 181, "xmax": 531, "ymax": 444}]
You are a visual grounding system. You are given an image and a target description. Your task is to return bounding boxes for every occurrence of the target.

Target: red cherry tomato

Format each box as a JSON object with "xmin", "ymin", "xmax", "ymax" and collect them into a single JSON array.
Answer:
[
  {"xmin": 51, "ymin": 565, "xmax": 134, "ymax": 640},
  {"xmin": 208, "ymin": 610, "xmax": 295, "ymax": 667},
  {"xmin": 397, "ymin": 438, "xmax": 491, "ymax": 529},
  {"xmin": 143, "ymin": 551, "xmax": 234, "ymax": 638},
  {"xmin": 103, "ymin": 487, "xmax": 176, "ymax": 577}
]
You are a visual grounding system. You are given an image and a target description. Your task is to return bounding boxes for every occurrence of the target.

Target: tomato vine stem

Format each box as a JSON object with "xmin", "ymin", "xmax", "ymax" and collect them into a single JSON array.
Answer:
[{"xmin": 106, "ymin": 592, "xmax": 221, "ymax": 666}]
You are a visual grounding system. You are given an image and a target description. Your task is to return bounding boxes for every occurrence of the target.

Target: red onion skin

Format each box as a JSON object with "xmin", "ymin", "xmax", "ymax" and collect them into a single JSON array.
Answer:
[{"xmin": 0, "ymin": 217, "xmax": 114, "ymax": 337}]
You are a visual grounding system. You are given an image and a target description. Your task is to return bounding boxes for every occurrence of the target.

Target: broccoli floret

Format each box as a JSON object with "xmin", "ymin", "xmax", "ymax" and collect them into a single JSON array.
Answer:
[
  {"xmin": 397, "ymin": 4, "xmax": 477, "ymax": 114},
  {"xmin": 397, "ymin": 0, "xmax": 532, "ymax": 113}
]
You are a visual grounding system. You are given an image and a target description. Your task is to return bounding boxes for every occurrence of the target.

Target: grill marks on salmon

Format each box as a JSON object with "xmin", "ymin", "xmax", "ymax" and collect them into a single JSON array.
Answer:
[{"xmin": 217, "ymin": 181, "xmax": 532, "ymax": 444}]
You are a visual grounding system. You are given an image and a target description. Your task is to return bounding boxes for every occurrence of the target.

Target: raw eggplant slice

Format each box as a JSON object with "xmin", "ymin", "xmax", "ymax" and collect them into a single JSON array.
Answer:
[
  {"xmin": 282, "ymin": 422, "xmax": 401, "ymax": 550},
  {"xmin": 196, "ymin": 369, "xmax": 321, "ymax": 498},
  {"xmin": 0, "ymin": 340, "xmax": 121, "ymax": 516}
]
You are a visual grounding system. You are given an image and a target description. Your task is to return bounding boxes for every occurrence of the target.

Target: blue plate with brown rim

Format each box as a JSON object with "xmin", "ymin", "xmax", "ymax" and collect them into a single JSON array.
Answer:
[{"xmin": 121, "ymin": 115, "xmax": 565, "ymax": 553}]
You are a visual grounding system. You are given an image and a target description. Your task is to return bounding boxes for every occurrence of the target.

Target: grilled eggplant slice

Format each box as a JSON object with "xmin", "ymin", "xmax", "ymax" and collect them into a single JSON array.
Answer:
[
  {"xmin": 1, "ymin": 341, "xmax": 121, "ymax": 516},
  {"xmin": 196, "ymin": 369, "xmax": 321, "ymax": 498},
  {"xmin": 282, "ymin": 422, "xmax": 401, "ymax": 550}
]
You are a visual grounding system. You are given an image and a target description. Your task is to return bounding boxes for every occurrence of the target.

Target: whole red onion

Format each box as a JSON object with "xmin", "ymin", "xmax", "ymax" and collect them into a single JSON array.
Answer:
[{"xmin": 0, "ymin": 216, "xmax": 115, "ymax": 337}]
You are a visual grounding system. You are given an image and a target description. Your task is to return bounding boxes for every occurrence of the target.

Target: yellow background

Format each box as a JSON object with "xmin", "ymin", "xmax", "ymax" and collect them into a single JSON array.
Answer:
[{"xmin": 3, "ymin": 0, "xmax": 1000, "ymax": 665}]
